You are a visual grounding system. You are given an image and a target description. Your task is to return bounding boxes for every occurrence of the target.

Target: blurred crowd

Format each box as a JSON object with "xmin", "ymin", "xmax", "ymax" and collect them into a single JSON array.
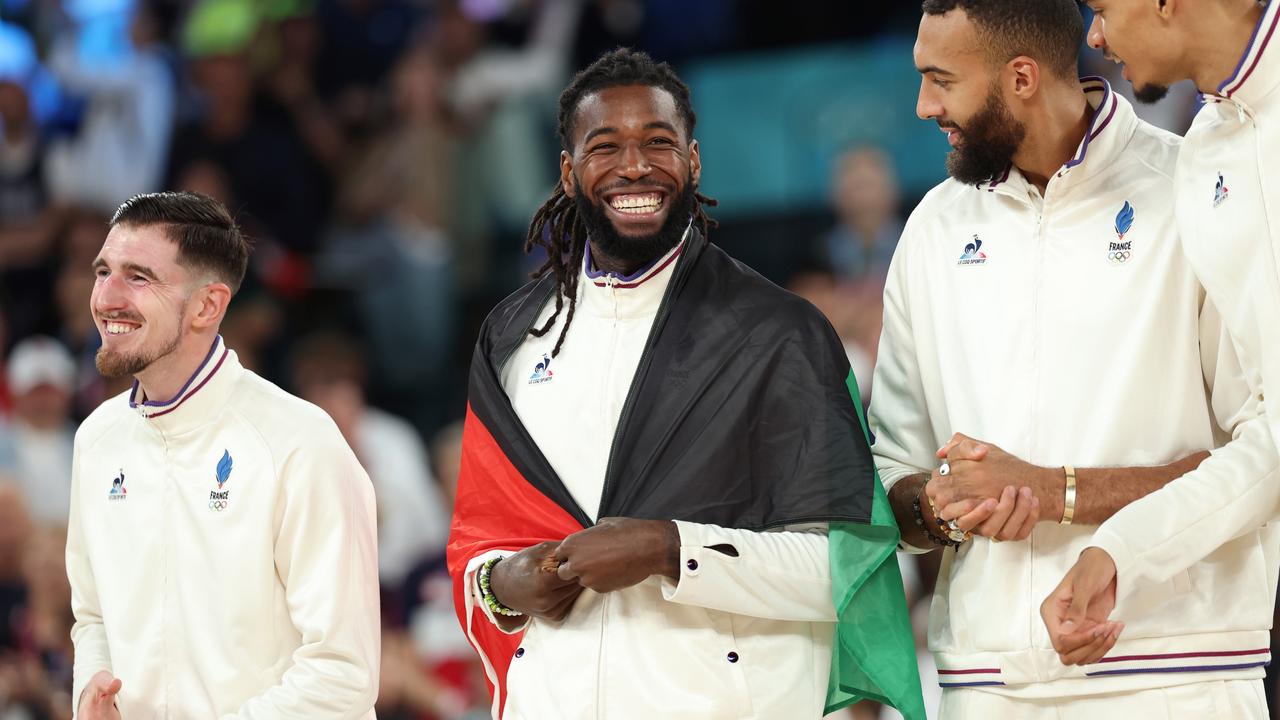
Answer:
[{"xmin": 0, "ymin": 1, "xmax": 1208, "ymax": 718}]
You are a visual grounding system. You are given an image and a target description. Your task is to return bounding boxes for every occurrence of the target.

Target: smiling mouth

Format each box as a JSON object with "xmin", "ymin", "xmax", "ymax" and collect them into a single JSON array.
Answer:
[
  {"xmin": 607, "ymin": 192, "xmax": 666, "ymax": 216},
  {"xmin": 102, "ymin": 320, "xmax": 141, "ymax": 336}
]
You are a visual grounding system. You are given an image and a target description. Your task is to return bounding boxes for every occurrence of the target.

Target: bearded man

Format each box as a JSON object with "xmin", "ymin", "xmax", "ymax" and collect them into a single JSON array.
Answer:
[
  {"xmin": 68, "ymin": 191, "xmax": 379, "ymax": 719},
  {"xmin": 446, "ymin": 48, "xmax": 923, "ymax": 720},
  {"xmin": 871, "ymin": 0, "xmax": 1278, "ymax": 717}
]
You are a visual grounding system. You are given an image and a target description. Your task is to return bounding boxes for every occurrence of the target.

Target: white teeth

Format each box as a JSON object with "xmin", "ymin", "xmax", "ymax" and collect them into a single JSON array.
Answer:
[
  {"xmin": 105, "ymin": 322, "xmax": 137, "ymax": 335},
  {"xmin": 609, "ymin": 193, "xmax": 663, "ymax": 213}
]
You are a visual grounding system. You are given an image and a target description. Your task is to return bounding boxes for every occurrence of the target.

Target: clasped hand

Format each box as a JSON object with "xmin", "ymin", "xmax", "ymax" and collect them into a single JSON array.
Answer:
[
  {"xmin": 926, "ymin": 432, "xmax": 1046, "ymax": 541},
  {"xmin": 490, "ymin": 518, "xmax": 679, "ymax": 621}
]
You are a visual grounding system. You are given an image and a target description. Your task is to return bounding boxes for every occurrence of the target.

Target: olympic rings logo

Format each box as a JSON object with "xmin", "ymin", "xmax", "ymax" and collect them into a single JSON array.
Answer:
[
  {"xmin": 1108, "ymin": 250, "xmax": 1131, "ymax": 264},
  {"xmin": 208, "ymin": 500, "xmax": 229, "ymax": 511}
]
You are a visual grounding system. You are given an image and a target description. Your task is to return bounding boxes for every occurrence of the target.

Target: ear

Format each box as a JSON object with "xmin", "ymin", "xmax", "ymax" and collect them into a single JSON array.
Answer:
[
  {"xmin": 189, "ymin": 283, "xmax": 232, "ymax": 331},
  {"xmin": 560, "ymin": 150, "xmax": 576, "ymax": 198},
  {"xmin": 689, "ymin": 139, "xmax": 702, "ymax": 187},
  {"xmin": 1007, "ymin": 56, "xmax": 1040, "ymax": 101}
]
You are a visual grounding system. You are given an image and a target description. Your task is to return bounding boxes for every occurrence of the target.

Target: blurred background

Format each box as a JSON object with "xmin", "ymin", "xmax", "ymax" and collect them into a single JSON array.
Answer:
[{"xmin": 0, "ymin": 1, "xmax": 1207, "ymax": 718}]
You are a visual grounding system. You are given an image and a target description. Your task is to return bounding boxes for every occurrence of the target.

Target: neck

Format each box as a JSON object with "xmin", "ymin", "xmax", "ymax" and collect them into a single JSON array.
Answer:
[
  {"xmin": 1012, "ymin": 80, "xmax": 1092, "ymax": 194},
  {"xmin": 1190, "ymin": 0, "xmax": 1267, "ymax": 93},
  {"xmin": 133, "ymin": 333, "xmax": 219, "ymax": 404},
  {"xmin": 589, "ymin": 240, "xmax": 657, "ymax": 277}
]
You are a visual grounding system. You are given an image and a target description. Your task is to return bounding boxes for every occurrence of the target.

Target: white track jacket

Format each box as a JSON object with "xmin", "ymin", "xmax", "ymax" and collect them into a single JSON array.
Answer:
[
  {"xmin": 1088, "ymin": 0, "xmax": 1280, "ymax": 601},
  {"xmin": 66, "ymin": 337, "xmax": 380, "ymax": 719},
  {"xmin": 871, "ymin": 83, "xmax": 1280, "ymax": 699},
  {"xmin": 464, "ymin": 239, "xmax": 837, "ymax": 719}
]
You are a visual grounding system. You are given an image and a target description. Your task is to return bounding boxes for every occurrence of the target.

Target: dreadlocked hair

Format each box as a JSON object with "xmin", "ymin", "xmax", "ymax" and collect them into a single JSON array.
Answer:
[{"xmin": 524, "ymin": 48, "xmax": 719, "ymax": 358}]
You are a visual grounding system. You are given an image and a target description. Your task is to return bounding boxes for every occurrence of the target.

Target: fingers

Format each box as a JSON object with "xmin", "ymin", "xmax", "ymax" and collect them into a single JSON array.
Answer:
[
  {"xmin": 952, "ymin": 498, "xmax": 998, "ymax": 532},
  {"xmin": 1059, "ymin": 622, "xmax": 1122, "ymax": 666},
  {"xmin": 556, "ymin": 560, "xmax": 579, "ymax": 583},
  {"xmin": 937, "ymin": 497, "xmax": 996, "ymax": 526},
  {"xmin": 990, "ymin": 487, "xmax": 1038, "ymax": 541},
  {"xmin": 940, "ymin": 433, "xmax": 988, "ymax": 463},
  {"xmin": 104, "ymin": 678, "xmax": 122, "ymax": 696},
  {"xmin": 975, "ymin": 486, "xmax": 1017, "ymax": 537},
  {"xmin": 545, "ymin": 585, "xmax": 585, "ymax": 622}
]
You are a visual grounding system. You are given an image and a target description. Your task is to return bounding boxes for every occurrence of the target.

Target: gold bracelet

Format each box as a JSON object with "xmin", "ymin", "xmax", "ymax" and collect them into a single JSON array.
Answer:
[{"xmin": 1060, "ymin": 465, "xmax": 1077, "ymax": 525}]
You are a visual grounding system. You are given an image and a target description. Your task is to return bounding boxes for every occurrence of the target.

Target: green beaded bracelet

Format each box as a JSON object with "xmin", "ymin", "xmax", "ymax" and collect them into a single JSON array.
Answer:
[{"xmin": 479, "ymin": 557, "xmax": 523, "ymax": 617}]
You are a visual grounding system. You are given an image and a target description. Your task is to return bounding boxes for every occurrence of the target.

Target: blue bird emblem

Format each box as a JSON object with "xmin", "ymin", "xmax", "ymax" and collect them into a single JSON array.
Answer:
[
  {"xmin": 1114, "ymin": 201, "xmax": 1135, "ymax": 240},
  {"xmin": 216, "ymin": 450, "xmax": 233, "ymax": 489}
]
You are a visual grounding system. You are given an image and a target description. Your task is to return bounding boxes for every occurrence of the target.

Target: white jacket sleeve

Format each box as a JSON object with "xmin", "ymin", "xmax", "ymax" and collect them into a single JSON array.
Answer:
[
  {"xmin": 226, "ymin": 428, "xmax": 381, "ymax": 719},
  {"xmin": 1088, "ymin": 295, "xmax": 1280, "ymax": 601},
  {"xmin": 68, "ymin": 443, "xmax": 112, "ymax": 717},
  {"xmin": 867, "ymin": 225, "xmax": 936, "ymax": 553},
  {"xmin": 661, "ymin": 521, "xmax": 834, "ymax": 622}
]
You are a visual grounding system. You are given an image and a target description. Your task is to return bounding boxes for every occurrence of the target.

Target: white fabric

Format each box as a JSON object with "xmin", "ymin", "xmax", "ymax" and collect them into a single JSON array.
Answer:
[
  {"xmin": 1088, "ymin": 0, "xmax": 1280, "ymax": 598},
  {"xmin": 870, "ymin": 83, "xmax": 1279, "ymax": 698},
  {"xmin": 468, "ymin": 235, "xmax": 838, "ymax": 719},
  {"xmin": 66, "ymin": 337, "xmax": 380, "ymax": 719},
  {"xmin": 939, "ymin": 678, "xmax": 1266, "ymax": 720}
]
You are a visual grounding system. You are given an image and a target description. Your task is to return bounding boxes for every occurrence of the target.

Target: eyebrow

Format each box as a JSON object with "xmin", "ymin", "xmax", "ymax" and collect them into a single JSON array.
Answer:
[
  {"xmin": 582, "ymin": 121, "xmax": 683, "ymax": 147},
  {"xmin": 917, "ymin": 65, "xmax": 957, "ymax": 77},
  {"xmin": 92, "ymin": 258, "xmax": 158, "ymax": 280}
]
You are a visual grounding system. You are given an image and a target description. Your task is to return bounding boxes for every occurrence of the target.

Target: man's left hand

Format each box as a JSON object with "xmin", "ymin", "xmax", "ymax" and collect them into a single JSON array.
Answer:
[
  {"xmin": 929, "ymin": 433, "xmax": 1060, "ymax": 524},
  {"xmin": 555, "ymin": 518, "xmax": 680, "ymax": 593},
  {"xmin": 1041, "ymin": 547, "xmax": 1122, "ymax": 666}
]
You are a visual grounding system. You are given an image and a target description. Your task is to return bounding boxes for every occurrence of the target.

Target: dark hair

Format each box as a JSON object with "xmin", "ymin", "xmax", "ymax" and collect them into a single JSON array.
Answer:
[
  {"xmin": 110, "ymin": 191, "xmax": 252, "ymax": 295},
  {"xmin": 526, "ymin": 48, "xmax": 718, "ymax": 357},
  {"xmin": 921, "ymin": 0, "xmax": 1084, "ymax": 78}
]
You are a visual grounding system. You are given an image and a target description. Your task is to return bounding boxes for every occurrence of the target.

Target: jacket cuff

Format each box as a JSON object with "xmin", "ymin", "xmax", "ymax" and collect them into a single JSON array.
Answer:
[
  {"xmin": 1084, "ymin": 529, "xmax": 1137, "ymax": 603},
  {"xmin": 660, "ymin": 520, "xmax": 723, "ymax": 604},
  {"xmin": 466, "ymin": 551, "xmax": 530, "ymax": 634}
]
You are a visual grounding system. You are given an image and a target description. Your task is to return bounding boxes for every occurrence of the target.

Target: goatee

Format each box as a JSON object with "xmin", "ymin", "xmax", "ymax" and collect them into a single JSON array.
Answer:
[
  {"xmin": 945, "ymin": 84, "xmax": 1027, "ymax": 186},
  {"xmin": 1133, "ymin": 83, "xmax": 1171, "ymax": 104},
  {"xmin": 575, "ymin": 177, "xmax": 698, "ymax": 270},
  {"xmin": 95, "ymin": 329, "xmax": 182, "ymax": 379}
]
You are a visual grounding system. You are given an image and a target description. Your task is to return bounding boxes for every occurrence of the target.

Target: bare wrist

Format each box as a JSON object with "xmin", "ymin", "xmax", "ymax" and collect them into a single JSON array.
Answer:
[{"xmin": 1035, "ymin": 466, "xmax": 1066, "ymax": 521}]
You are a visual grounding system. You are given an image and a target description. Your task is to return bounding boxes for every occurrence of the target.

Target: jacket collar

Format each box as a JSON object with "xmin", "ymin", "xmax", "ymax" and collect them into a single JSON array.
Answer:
[
  {"xmin": 579, "ymin": 223, "xmax": 689, "ymax": 321},
  {"xmin": 978, "ymin": 78, "xmax": 1136, "ymax": 201},
  {"xmin": 129, "ymin": 335, "xmax": 243, "ymax": 436},
  {"xmin": 1215, "ymin": 0, "xmax": 1280, "ymax": 109}
]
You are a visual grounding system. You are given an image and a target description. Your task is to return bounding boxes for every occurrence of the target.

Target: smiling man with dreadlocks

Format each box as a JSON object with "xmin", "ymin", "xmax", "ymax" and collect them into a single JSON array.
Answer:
[{"xmin": 446, "ymin": 49, "xmax": 923, "ymax": 719}]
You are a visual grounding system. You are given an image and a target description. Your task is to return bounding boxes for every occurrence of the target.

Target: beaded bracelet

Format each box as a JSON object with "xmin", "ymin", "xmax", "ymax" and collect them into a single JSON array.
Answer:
[
  {"xmin": 913, "ymin": 483, "xmax": 962, "ymax": 549},
  {"xmin": 478, "ymin": 557, "xmax": 524, "ymax": 617}
]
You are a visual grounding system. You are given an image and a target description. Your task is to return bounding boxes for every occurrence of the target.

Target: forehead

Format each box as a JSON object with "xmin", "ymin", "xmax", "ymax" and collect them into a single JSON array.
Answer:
[
  {"xmin": 915, "ymin": 10, "xmax": 986, "ymax": 71},
  {"xmin": 96, "ymin": 224, "xmax": 180, "ymax": 269},
  {"xmin": 570, "ymin": 85, "xmax": 684, "ymax": 145}
]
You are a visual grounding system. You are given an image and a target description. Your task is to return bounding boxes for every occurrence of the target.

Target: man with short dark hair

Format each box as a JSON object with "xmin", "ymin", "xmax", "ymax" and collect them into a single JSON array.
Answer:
[
  {"xmin": 67, "ymin": 191, "xmax": 380, "ymax": 719},
  {"xmin": 873, "ymin": 0, "xmax": 1277, "ymax": 716},
  {"xmin": 447, "ymin": 49, "xmax": 922, "ymax": 719},
  {"xmin": 1044, "ymin": 0, "xmax": 1280, "ymax": 666}
]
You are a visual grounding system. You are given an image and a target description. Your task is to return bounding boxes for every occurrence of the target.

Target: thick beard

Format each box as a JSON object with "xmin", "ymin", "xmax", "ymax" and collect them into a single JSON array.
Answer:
[
  {"xmin": 945, "ymin": 84, "xmax": 1027, "ymax": 186},
  {"xmin": 574, "ymin": 177, "xmax": 698, "ymax": 270},
  {"xmin": 95, "ymin": 325, "xmax": 183, "ymax": 379},
  {"xmin": 1133, "ymin": 83, "xmax": 1171, "ymax": 104}
]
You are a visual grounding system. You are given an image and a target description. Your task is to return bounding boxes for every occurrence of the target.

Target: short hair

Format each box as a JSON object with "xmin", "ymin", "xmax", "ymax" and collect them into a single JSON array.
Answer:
[
  {"xmin": 921, "ymin": 0, "xmax": 1084, "ymax": 78},
  {"xmin": 557, "ymin": 47, "xmax": 697, "ymax": 151},
  {"xmin": 109, "ymin": 191, "xmax": 252, "ymax": 294}
]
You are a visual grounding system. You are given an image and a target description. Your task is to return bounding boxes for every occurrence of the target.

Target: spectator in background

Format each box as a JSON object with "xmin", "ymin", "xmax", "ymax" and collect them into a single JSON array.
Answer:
[
  {"xmin": 290, "ymin": 331, "xmax": 451, "ymax": 590},
  {"xmin": 0, "ymin": 526, "xmax": 75, "ymax": 720},
  {"xmin": 819, "ymin": 146, "xmax": 903, "ymax": 286},
  {"xmin": 0, "ymin": 484, "xmax": 31, "ymax": 654},
  {"xmin": 168, "ymin": 0, "xmax": 329, "ymax": 256},
  {"xmin": 0, "ymin": 21, "xmax": 61, "ymax": 345},
  {"xmin": 43, "ymin": 0, "xmax": 176, "ymax": 213},
  {"xmin": 0, "ymin": 337, "xmax": 75, "ymax": 528}
]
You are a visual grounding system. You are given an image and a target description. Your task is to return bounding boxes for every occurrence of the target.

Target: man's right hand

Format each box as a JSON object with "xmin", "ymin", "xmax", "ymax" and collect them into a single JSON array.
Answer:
[
  {"xmin": 489, "ymin": 541, "xmax": 583, "ymax": 622},
  {"xmin": 78, "ymin": 671, "xmax": 122, "ymax": 720}
]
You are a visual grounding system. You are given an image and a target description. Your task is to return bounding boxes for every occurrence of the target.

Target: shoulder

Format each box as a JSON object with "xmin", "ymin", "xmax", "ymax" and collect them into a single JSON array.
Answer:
[
  {"xmin": 75, "ymin": 389, "xmax": 135, "ymax": 451},
  {"xmin": 225, "ymin": 370, "xmax": 348, "ymax": 453},
  {"xmin": 700, "ymin": 243, "xmax": 841, "ymax": 344},
  {"xmin": 1123, "ymin": 118, "xmax": 1182, "ymax": 180}
]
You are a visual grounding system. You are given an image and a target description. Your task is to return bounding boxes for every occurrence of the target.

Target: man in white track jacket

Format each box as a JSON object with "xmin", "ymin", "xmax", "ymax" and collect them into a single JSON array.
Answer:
[
  {"xmin": 1046, "ymin": 0, "xmax": 1280, "ymax": 665},
  {"xmin": 68, "ymin": 191, "xmax": 380, "ymax": 719},
  {"xmin": 875, "ymin": 1, "xmax": 1279, "ymax": 716}
]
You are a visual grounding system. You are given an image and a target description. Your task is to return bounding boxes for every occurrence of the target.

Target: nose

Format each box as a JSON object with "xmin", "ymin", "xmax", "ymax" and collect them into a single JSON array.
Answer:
[
  {"xmin": 917, "ymin": 81, "xmax": 942, "ymax": 121},
  {"xmin": 91, "ymin": 273, "xmax": 128, "ymax": 316},
  {"xmin": 1086, "ymin": 14, "xmax": 1106, "ymax": 51},
  {"xmin": 616, "ymin": 141, "xmax": 652, "ymax": 180}
]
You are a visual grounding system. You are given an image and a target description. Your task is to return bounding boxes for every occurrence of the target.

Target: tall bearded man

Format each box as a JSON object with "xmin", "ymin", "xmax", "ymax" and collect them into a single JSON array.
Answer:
[{"xmin": 447, "ymin": 48, "xmax": 923, "ymax": 720}]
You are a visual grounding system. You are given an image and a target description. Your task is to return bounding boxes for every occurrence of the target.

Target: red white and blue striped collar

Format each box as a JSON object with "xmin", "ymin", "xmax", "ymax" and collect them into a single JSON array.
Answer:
[
  {"xmin": 130, "ymin": 336, "xmax": 238, "ymax": 430},
  {"xmin": 1216, "ymin": 0, "xmax": 1280, "ymax": 106},
  {"xmin": 583, "ymin": 223, "xmax": 690, "ymax": 289}
]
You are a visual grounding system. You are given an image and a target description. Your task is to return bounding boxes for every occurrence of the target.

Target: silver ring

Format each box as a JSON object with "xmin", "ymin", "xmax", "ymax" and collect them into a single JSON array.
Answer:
[
  {"xmin": 939, "ymin": 461, "xmax": 951, "ymax": 476},
  {"xmin": 946, "ymin": 519, "xmax": 963, "ymax": 533}
]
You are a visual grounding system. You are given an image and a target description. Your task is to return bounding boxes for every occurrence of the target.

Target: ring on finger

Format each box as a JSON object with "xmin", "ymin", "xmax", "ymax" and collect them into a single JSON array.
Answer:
[
  {"xmin": 946, "ymin": 519, "xmax": 963, "ymax": 533},
  {"xmin": 939, "ymin": 461, "xmax": 951, "ymax": 476}
]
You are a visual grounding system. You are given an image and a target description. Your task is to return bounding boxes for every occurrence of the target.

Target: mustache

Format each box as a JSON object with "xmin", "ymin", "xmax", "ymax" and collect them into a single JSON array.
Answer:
[
  {"xmin": 594, "ymin": 178, "xmax": 678, "ymax": 197},
  {"xmin": 97, "ymin": 312, "xmax": 143, "ymax": 323}
]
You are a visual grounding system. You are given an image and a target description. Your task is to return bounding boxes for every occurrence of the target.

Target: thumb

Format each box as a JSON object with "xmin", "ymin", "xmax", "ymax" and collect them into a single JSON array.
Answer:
[
  {"xmin": 1062, "ymin": 578, "xmax": 1091, "ymax": 631},
  {"xmin": 104, "ymin": 677, "xmax": 123, "ymax": 696}
]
